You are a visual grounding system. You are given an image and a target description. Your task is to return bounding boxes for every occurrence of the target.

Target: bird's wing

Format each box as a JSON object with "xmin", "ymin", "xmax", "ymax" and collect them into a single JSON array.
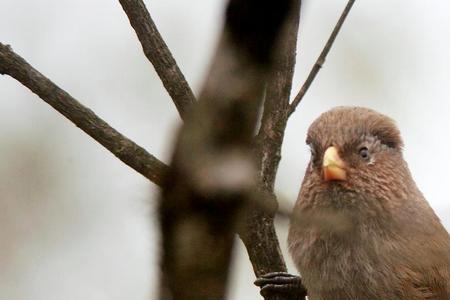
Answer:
[{"xmin": 396, "ymin": 264, "xmax": 450, "ymax": 300}]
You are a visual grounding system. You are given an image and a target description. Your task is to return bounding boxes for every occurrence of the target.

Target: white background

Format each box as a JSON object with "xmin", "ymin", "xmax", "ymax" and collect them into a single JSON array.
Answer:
[{"xmin": 1, "ymin": 1, "xmax": 449, "ymax": 299}]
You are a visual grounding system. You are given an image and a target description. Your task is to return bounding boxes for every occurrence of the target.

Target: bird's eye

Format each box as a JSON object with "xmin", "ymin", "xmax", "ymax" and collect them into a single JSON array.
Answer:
[
  {"xmin": 359, "ymin": 147, "xmax": 370, "ymax": 160},
  {"xmin": 310, "ymin": 147, "xmax": 315, "ymax": 158},
  {"xmin": 308, "ymin": 145, "xmax": 317, "ymax": 161}
]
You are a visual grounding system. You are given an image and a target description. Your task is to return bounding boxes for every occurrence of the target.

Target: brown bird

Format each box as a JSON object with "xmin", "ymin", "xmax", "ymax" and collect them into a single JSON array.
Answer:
[{"xmin": 256, "ymin": 107, "xmax": 450, "ymax": 299}]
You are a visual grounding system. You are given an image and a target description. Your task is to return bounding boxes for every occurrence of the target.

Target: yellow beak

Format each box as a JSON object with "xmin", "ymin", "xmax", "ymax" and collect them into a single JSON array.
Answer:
[{"xmin": 322, "ymin": 146, "xmax": 347, "ymax": 181}]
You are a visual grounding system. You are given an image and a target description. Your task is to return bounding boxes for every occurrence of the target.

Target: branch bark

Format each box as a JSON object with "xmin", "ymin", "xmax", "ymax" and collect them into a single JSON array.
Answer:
[
  {"xmin": 119, "ymin": 0, "xmax": 196, "ymax": 121},
  {"xmin": 0, "ymin": 1, "xmax": 358, "ymax": 299},
  {"xmin": 0, "ymin": 42, "xmax": 168, "ymax": 186},
  {"xmin": 159, "ymin": 0, "xmax": 296, "ymax": 299},
  {"xmin": 289, "ymin": 0, "xmax": 356, "ymax": 116},
  {"xmin": 238, "ymin": 1, "xmax": 304, "ymax": 300}
]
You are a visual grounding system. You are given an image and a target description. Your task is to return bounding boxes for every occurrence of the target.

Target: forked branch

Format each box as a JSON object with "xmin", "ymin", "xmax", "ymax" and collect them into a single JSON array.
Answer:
[
  {"xmin": 239, "ymin": 2, "xmax": 305, "ymax": 300},
  {"xmin": 159, "ymin": 0, "xmax": 297, "ymax": 299}
]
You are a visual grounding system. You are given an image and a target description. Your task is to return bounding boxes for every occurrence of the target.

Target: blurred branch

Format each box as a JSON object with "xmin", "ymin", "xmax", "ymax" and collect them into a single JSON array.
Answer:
[
  {"xmin": 119, "ymin": 0, "xmax": 196, "ymax": 121},
  {"xmin": 159, "ymin": 0, "xmax": 296, "ymax": 299},
  {"xmin": 0, "ymin": 42, "xmax": 168, "ymax": 186},
  {"xmin": 239, "ymin": 1, "xmax": 305, "ymax": 300},
  {"xmin": 288, "ymin": 0, "xmax": 356, "ymax": 116}
]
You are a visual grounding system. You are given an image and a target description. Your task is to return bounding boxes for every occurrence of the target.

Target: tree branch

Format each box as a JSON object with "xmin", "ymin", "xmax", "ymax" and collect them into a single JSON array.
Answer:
[
  {"xmin": 159, "ymin": 0, "xmax": 296, "ymax": 299},
  {"xmin": 119, "ymin": 0, "xmax": 196, "ymax": 121},
  {"xmin": 288, "ymin": 0, "xmax": 355, "ymax": 116},
  {"xmin": 239, "ymin": 1, "xmax": 305, "ymax": 300},
  {"xmin": 0, "ymin": 42, "xmax": 168, "ymax": 186}
]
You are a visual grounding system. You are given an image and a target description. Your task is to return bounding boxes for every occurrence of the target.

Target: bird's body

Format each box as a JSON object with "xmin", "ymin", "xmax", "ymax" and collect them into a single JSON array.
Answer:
[{"xmin": 288, "ymin": 107, "xmax": 450, "ymax": 300}]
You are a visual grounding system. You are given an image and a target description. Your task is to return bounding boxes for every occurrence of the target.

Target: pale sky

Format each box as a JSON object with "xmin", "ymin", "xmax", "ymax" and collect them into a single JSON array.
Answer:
[{"xmin": 1, "ymin": 1, "xmax": 450, "ymax": 299}]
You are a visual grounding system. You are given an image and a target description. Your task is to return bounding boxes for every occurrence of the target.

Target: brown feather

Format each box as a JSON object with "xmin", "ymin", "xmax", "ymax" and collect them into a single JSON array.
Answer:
[{"xmin": 288, "ymin": 106, "xmax": 450, "ymax": 300}]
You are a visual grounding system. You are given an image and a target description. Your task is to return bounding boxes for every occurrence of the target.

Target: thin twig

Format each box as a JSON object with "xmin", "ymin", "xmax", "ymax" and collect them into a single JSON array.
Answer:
[
  {"xmin": 119, "ymin": 0, "xmax": 196, "ymax": 121},
  {"xmin": 288, "ymin": 0, "xmax": 356, "ymax": 116},
  {"xmin": 0, "ymin": 42, "xmax": 168, "ymax": 186}
]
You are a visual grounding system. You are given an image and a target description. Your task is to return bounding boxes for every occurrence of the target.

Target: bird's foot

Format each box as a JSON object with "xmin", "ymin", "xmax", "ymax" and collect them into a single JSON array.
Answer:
[{"xmin": 254, "ymin": 272, "xmax": 306, "ymax": 299}]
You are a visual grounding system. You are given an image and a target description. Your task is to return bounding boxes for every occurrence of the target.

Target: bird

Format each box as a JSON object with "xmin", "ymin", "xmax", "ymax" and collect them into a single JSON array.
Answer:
[{"xmin": 255, "ymin": 106, "xmax": 450, "ymax": 300}]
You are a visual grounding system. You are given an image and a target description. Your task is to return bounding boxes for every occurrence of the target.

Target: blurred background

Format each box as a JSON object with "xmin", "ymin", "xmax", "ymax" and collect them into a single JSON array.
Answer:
[{"xmin": 1, "ymin": 0, "xmax": 449, "ymax": 299}]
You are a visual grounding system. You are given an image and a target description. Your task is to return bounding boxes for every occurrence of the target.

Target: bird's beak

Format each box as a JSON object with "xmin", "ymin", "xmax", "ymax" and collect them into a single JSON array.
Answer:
[{"xmin": 322, "ymin": 146, "xmax": 347, "ymax": 181}]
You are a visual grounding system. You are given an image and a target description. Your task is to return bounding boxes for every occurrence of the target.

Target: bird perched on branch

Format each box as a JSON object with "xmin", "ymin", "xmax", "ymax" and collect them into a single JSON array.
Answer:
[{"xmin": 256, "ymin": 107, "xmax": 450, "ymax": 300}]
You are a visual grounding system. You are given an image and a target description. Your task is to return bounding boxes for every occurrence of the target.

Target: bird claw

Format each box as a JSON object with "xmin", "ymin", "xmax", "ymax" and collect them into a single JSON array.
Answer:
[{"xmin": 254, "ymin": 272, "xmax": 306, "ymax": 299}]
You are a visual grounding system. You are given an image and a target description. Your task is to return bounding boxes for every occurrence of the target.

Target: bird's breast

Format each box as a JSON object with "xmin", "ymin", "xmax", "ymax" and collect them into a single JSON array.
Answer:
[{"xmin": 288, "ymin": 227, "xmax": 399, "ymax": 299}]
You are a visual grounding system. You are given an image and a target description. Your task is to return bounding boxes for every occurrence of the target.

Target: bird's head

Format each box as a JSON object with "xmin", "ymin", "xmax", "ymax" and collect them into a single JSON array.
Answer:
[{"xmin": 301, "ymin": 106, "xmax": 412, "ymax": 210}]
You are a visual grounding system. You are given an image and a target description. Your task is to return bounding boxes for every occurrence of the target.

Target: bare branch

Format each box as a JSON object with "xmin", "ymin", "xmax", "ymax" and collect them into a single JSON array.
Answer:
[
  {"xmin": 239, "ymin": 1, "xmax": 305, "ymax": 300},
  {"xmin": 288, "ymin": 0, "xmax": 356, "ymax": 116},
  {"xmin": 119, "ymin": 0, "xmax": 196, "ymax": 121},
  {"xmin": 0, "ymin": 42, "xmax": 168, "ymax": 186},
  {"xmin": 159, "ymin": 0, "xmax": 297, "ymax": 299}
]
